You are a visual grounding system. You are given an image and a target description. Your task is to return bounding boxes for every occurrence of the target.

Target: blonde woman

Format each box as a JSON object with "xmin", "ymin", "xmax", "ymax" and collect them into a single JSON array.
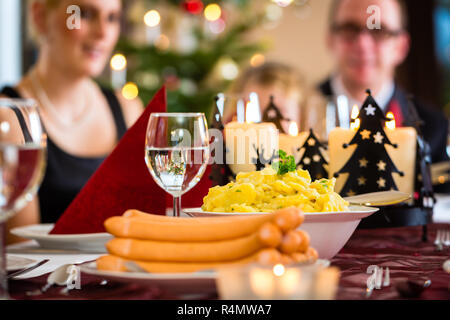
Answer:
[
  {"xmin": 1, "ymin": 0, "xmax": 143, "ymax": 243},
  {"xmin": 223, "ymin": 62, "xmax": 326, "ymax": 137}
]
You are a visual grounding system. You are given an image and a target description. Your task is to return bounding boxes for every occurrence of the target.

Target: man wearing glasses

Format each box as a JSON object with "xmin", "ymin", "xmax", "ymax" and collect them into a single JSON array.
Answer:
[{"xmin": 319, "ymin": 0, "xmax": 449, "ymax": 173}]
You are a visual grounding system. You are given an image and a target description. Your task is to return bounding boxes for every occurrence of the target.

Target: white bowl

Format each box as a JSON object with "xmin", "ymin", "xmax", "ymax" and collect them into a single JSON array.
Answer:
[{"xmin": 184, "ymin": 206, "xmax": 379, "ymax": 259}]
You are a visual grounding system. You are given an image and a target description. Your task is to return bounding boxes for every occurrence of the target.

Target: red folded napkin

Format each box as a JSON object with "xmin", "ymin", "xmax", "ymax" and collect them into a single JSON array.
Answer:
[
  {"xmin": 50, "ymin": 87, "xmax": 168, "ymax": 234},
  {"xmin": 50, "ymin": 86, "xmax": 214, "ymax": 234}
]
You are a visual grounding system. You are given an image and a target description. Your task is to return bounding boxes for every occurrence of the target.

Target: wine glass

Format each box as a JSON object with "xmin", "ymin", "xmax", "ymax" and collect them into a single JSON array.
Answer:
[
  {"xmin": 145, "ymin": 113, "xmax": 210, "ymax": 217},
  {"xmin": 302, "ymin": 94, "xmax": 351, "ymax": 144},
  {"xmin": 0, "ymin": 99, "xmax": 47, "ymax": 299}
]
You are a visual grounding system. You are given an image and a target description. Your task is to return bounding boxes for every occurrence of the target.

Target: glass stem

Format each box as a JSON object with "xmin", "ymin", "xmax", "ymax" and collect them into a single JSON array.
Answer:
[
  {"xmin": 0, "ymin": 221, "xmax": 8, "ymax": 300},
  {"xmin": 173, "ymin": 196, "xmax": 182, "ymax": 217}
]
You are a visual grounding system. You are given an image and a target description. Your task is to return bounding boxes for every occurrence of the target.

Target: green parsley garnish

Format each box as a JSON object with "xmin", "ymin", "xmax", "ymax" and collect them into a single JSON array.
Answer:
[
  {"xmin": 272, "ymin": 150, "xmax": 296, "ymax": 175},
  {"xmin": 236, "ymin": 190, "xmax": 242, "ymax": 193}
]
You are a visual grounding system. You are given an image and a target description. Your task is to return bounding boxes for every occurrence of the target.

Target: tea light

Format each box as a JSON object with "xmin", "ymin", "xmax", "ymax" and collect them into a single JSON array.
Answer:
[
  {"xmin": 249, "ymin": 265, "xmax": 305, "ymax": 299},
  {"xmin": 216, "ymin": 263, "xmax": 340, "ymax": 300}
]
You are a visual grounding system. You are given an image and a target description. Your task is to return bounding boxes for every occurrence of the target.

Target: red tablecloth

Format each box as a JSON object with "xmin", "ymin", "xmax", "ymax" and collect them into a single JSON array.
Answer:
[{"xmin": 9, "ymin": 224, "xmax": 450, "ymax": 300}]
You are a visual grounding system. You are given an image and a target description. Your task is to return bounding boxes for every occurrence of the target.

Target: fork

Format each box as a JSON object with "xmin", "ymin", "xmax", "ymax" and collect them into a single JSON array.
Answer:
[
  {"xmin": 435, "ymin": 229, "xmax": 450, "ymax": 251},
  {"xmin": 435, "ymin": 230, "xmax": 444, "ymax": 251},
  {"xmin": 443, "ymin": 230, "xmax": 450, "ymax": 247},
  {"xmin": 7, "ymin": 259, "xmax": 50, "ymax": 280}
]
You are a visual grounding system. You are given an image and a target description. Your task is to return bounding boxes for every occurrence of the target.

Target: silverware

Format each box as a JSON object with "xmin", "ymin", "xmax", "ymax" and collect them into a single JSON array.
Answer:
[
  {"xmin": 382, "ymin": 267, "xmax": 390, "ymax": 287},
  {"xmin": 444, "ymin": 230, "xmax": 450, "ymax": 247},
  {"xmin": 434, "ymin": 230, "xmax": 443, "ymax": 251},
  {"xmin": 343, "ymin": 191, "xmax": 411, "ymax": 207},
  {"xmin": 434, "ymin": 229, "xmax": 450, "ymax": 251},
  {"xmin": 7, "ymin": 259, "xmax": 49, "ymax": 279}
]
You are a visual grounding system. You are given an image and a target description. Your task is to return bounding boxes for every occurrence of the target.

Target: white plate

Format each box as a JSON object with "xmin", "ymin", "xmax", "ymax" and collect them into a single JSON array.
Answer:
[
  {"xmin": 184, "ymin": 206, "xmax": 379, "ymax": 259},
  {"xmin": 7, "ymin": 255, "xmax": 37, "ymax": 272},
  {"xmin": 184, "ymin": 205, "xmax": 379, "ymax": 221},
  {"xmin": 10, "ymin": 224, "xmax": 113, "ymax": 253},
  {"xmin": 79, "ymin": 259, "xmax": 330, "ymax": 296}
]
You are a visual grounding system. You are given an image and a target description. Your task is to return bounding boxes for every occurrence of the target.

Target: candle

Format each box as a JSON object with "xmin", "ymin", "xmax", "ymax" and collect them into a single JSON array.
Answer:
[
  {"xmin": 217, "ymin": 263, "xmax": 340, "ymax": 300},
  {"xmin": 225, "ymin": 121, "xmax": 279, "ymax": 175},
  {"xmin": 329, "ymin": 114, "xmax": 417, "ymax": 196},
  {"xmin": 278, "ymin": 121, "xmax": 309, "ymax": 158},
  {"xmin": 110, "ymin": 54, "xmax": 127, "ymax": 89}
]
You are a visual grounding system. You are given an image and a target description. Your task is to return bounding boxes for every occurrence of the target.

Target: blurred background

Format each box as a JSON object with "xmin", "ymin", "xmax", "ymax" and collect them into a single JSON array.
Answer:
[{"xmin": 0, "ymin": 0, "xmax": 449, "ymax": 116}]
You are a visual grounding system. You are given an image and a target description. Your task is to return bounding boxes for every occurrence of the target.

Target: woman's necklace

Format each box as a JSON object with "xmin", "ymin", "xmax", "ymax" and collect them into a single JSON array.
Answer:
[{"xmin": 29, "ymin": 68, "xmax": 93, "ymax": 128}]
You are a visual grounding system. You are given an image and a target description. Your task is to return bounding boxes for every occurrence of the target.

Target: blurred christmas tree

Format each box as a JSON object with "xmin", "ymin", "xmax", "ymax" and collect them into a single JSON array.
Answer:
[{"xmin": 109, "ymin": 0, "xmax": 276, "ymax": 117}]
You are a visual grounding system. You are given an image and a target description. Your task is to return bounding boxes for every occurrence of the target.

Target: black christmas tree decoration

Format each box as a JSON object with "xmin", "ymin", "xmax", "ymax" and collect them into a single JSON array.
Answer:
[
  {"xmin": 252, "ymin": 145, "xmax": 278, "ymax": 171},
  {"xmin": 262, "ymin": 96, "xmax": 287, "ymax": 134},
  {"xmin": 334, "ymin": 90, "xmax": 404, "ymax": 196},
  {"xmin": 210, "ymin": 96, "xmax": 224, "ymax": 131},
  {"xmin": 209, "ymin": 96, "xmax": 235, "ymax": 186},
  {"xmin": 297, "ymin": 129, "xmax": 329, "ymax": 180}
]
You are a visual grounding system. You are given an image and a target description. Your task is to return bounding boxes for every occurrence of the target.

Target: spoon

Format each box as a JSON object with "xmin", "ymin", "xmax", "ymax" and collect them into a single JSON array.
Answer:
[{"xmin": 343, "ymin": 191, "xmax": 411, "ymax": 207}]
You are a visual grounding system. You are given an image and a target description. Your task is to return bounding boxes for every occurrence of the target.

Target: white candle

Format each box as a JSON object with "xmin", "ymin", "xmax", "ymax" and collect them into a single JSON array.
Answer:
[
  {"xmin": 278, "ymin": 121, "xmax": 309, "ymax": 159},
  {"xmin": 225, "ymin": 121, "xmax": 279, "ymax": 175},
  {"xmin": 328, "ymin": 125, "xmax": 417, "ymax": 196}
]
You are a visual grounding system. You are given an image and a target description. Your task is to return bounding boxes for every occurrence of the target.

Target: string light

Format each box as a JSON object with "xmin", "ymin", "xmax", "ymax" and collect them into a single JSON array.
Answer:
[
  {"xmin": 144, "ymin": 10, "xmax": 161, "ymax": 27},
  {"xmin": 110, "ymin": 54, "xmax": 127, "ymax": 71},
  {"xmin": 219, "ymin": 58, "xmax": 239, "ymax": 80},
  {"xmin": 183, "ymin": 0, "xmax": 204, "ymax": 15},
  {"xmin": 122, "ymin": 82, "xmax": 139, "ymax": 100},
  {"xmin": 155, "ymin": 34, "xmax": 170, "ymax": 50},
  {"xmin": 250, "ymin": 53, "xmax": 265, "ymax": 67},
  {"xmin": 208, "ymin": 18, "xmax": 226, "ymax": 34},
  {"xmin": 272, "ymin": 0, "xmax": 294, "ymax": 7},
  {"xmin": 204, "ymin": 3, "xmax": 221, "ymax": 21},
  {"xmin": 265, "ymin": 3, "xmax": 283, "ymax": 21}
]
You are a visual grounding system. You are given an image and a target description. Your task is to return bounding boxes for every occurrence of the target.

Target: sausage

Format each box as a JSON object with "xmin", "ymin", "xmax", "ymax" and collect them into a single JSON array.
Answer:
[
  {"xmin": 280, "ymin": 254, "xmax": 294, "ymax": 265},
  {"xmin": 295, "ymin": 230, "xmax": 310, "ymax": 253},
  {"xmin": 279, "ymin": 230, "xmax": 302, "ymax": 254},
  {"xmin": 106, "ymin": 232, "xmax": 263, "ymax": 262},
  {"xmin": 97, "ymin": 254, "xmax": 259, "ymax": 273},
  {"xmin": 291, "ymin": 252, "xmax": 309, "ymax": 264},
  {"xmin": 105, "ymin": 211, "xmax": 275, "ymax": 242},
  {"xmin": 274, "ymin": 207, "xmax": 304, "ymax": 232},
  {"xmin": 305, "ymin": 247, "xmax": 319, "ymax": 261},
  {"xmin": 96, "ymin": 255, "xmax": 127, "ymax": 272},
  {"xmin": 257, "ymin": 248, "xmax": 282, "ymax": 266},
  {"xmin": 258, "ymin": 222, "xmax": 283, "ymax": 248}
]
